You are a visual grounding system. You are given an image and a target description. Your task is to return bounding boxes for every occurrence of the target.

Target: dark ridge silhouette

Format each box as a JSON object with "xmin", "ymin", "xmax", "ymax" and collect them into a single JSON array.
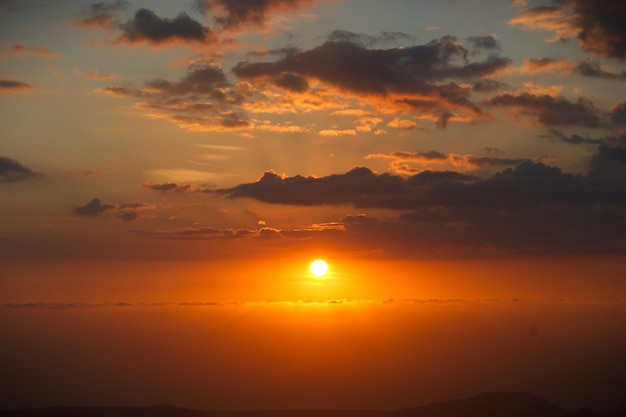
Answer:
[
  {"xmin": 391, "ymin": 392, "xmax": 570, "ymax": 417},
  {"xmin": 3, "ymin": 393, "xmax": 626, "ymax": 417},
  {"xmin": 207, "ymin": 411, "xmax": 385, "ymax": 417}
]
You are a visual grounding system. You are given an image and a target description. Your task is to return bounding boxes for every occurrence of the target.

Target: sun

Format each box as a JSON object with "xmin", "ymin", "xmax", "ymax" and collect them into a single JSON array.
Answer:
[{"xmin": 310, "ymin": 259, "xmax": 329, "ymax": 277}]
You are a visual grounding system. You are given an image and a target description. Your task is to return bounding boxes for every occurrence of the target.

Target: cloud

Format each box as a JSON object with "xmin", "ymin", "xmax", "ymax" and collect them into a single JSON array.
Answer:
[
  {"xmin": 570, "ymin": 0, "xmax": 626, "ymax": 59},
  {"xmin": 508, "ymin": 5, "xmax": 578, "ymax": 43},
  {"xmin": 1, "ymin": 42, "xmax": 61, "ymax": 58},
  {"xmin": 588, "ymin": 144, "xmax": 626, "ymax": 179},
  {"xmin": 211, "ymin": 145, "xmax": 626, "ymax": 254},
  {"xmin": 74, "ymin": 3, "xmax": 215, "ymax": 47},
  {"xmin": 142, "ymin": 183, "xmax": 194, "ymax": 193},
  {"xmin": 72, "ymin": 198, "xmax": 157, "ymax": 221},
  {"xmin": 232, "ymin": 34, "xmax": 512, "ymax": 127},
  {"xmin": 0, "ymin": 156, "xmax": 42, "ymax": 182},
  {"xmin": 611, "ymin": 101, "xmax": 626, "ymax": 127},
  {"xmin": 327, "ymin": 30, "xmax": 418, "ymax": 48},
  {"xmin": 520, "ymin": 57, "xmax": 576, "ymax": 74},
  {"xmin": 486, "ymin": 92, "xmax": 603, "ymax": 127},
  {"xmin": 194, "ymin": 0, "xmax": 321, "ymax": 31},
  {"xmin": 543, "ymin": 128, "xmax": 613, "ymax": 146},
  {"xmin": 387, "ymin": 117, "xmax": 418, "ymax": 130},
  {"xmin": 217, "ymin": 148, "xmax": 626, "ymax": 210},
  {"xmin": 466, "ymin": 34, "xmax": 501, "ymax": 53},
  {"xmin": 509, "ymin": 0, "xmax": 626, "ymax": 59},
  {"xmin": 0, "ymin": 77, "xmax": 32, "ymax": 93},
  {"xmin": 97, "ymin": 34, "xmax": 513, "ymax": 132},
  {"xmin": 74, "ymin": 68, "xmax": 118, "ymax": 80},
  {"xmin": 117, "ymin": 8, "xmax": 212, "ymax": 46},
  {"xmin": 366, "ymin": 150, "xmax": 536, "ymax": 174},
  {"xmin": 520, "ymin": 57, "xmax": 626, "ymax": 79},
  {"xmin": 574, "ymin": 60, "xmax": 626, "ymax": 79},
  {"xmin": 318, "ymin": 129, "xmax": 356, "ymax": 137},
  {"xmin": 98, "ymin": 64, "xmax": 255, "ymax": 131},
  {"xmin": 72, "ymin": 198, "xmax": 115, "ymax": 216},
  {"xmin": 144, "ymin": 65, "xmax": 228, "ymax": 94},
  {"xmin": 73, "ymin": 1, "xmax": 129, "ymax": 30},
  {"xmin": 130, "ymin": 224, "xmax": 277, "ymax": 240}
]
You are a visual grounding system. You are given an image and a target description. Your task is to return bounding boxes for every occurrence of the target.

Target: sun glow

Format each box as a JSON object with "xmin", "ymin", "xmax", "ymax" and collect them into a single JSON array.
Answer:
[{"xmin": 310, "ymin": 259, "xmax": 329, "ymax": 277}]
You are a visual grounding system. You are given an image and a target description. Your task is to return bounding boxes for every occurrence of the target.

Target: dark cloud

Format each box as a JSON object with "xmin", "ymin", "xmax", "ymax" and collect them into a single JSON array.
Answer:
[
  {"xmin": 144, "ymin": 65, "xmax": 228, "ymax": 95},
  {"xmin": 72, "ymin": 198, "xmax": 115, "ymax": 216},
  {"xmin": 214, "ymin": 147, "xmax": 626, "ymax": 254},
  {"xmin": 570, "ymin": 0, "xmax": 626, "ymax": 59},
  {"xmin": 72, "ymin": 198, "xmax": 156, "ymax": 221},
  {"xmin": 117, "ymin": 212, "xmax": 138, "ymax": 222},
  {"xmin": 487, "ymin": 92, "xmax": 603, "ymax": 127},
  {"xmin": 588, "ymin": 145, "xmax": 626, "ymax": 180},
  {"xmin": 0, "ymin": 78, "xmax": 32, "ymax": 93},
  {"xmin": 544, "ymin": 128, "xmax": 607, "ymax": 145},
  {"xmin": 142, "ymin": 183, "xmax": 194, "ymax": 193},
  {"xmin": 234, "ymin": 35, "xmax": 510, "ymax": 90},
  {"xmin": 117, "ymin": 8, "xmax": 211, "ymax": 45},
  {"xmin": 611, "ymin": 101, "xmax": 626, "ymax": 127},
  {"xmin": 218, "ymin": 148, "xmax": 626, "ymax": 210},
  {"xmin": 233, "ymin": 34, "xmax": 511, "ymax": 125},
  {"xmin": 272, "ymin": 72, "xmax": 309, "ymax": 92},
  {"xmin": 471, "ymin": 79, "xmax": 508, "ymax": 93},
  {"xmin": 0, "ymin": 156, "xmax": 41, "ymax": 182},
  {"xmin": 218, "ymin": 166, "xmax": 407, "ymax": 208},
  {"xmin": 74, "ymin": 1, "xmax": 128, "ymax": 30},
  {"xmin": 574, "ymin": 61, "xmax": 626, "ymax": 80},
  {"xmin": 99, "ymin": 65, "xmax": 252, "ymax": 131},
  {"xmin": 466, "ymin": 35, "xmax": 501, "ymax": 53},
  {"xmin": 194, "ymin": 0, "xmax": 318, "ymax": 30},
  {"xmin": 510, "ymin": 0, "xmax": 626, "ymax": 60}
]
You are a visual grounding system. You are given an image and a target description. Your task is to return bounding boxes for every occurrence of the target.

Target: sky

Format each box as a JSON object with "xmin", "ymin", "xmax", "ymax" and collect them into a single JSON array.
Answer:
[{"xmin": 1, "ymin": 0, "xmax": 626, "ymax": 412}]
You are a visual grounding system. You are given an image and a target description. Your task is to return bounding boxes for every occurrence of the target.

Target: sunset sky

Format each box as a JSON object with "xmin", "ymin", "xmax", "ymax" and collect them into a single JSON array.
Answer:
[{"xmin": 1, "ymin": 0, "xmax": 625, "ymax": 412}]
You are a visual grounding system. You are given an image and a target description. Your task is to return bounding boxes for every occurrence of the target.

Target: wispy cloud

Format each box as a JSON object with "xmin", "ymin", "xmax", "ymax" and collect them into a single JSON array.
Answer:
[{"xmin": 1, "ymin": 42, "xmax": 61, "ymax": 59}]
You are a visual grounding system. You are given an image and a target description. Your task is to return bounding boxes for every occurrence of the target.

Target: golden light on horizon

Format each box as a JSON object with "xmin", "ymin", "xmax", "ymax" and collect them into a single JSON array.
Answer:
[{"xmin": 310, "ymin": 259, "xmax": 329, "ymax": 277}]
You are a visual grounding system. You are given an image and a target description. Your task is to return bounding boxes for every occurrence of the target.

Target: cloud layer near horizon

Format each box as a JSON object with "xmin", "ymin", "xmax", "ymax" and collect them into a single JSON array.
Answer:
[{"xmin": 210, "ymin": 145, "xmax": 626, "ymax": 254}]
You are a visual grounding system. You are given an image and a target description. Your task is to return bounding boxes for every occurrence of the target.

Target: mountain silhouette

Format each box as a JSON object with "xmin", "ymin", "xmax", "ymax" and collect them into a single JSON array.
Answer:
[
  {"xmin": 4, "ymin": 392, "xmax": 625, "ymax": 417},
  {"xmin": 391, "ymin": 392, "xmax": 570, "ymax": 417}
]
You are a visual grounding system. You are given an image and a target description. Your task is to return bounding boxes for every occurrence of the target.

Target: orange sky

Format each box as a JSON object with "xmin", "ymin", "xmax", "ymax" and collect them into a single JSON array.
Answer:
[{"xmin": 1, "ymin": 0, "xmax": 626, "ymax": 412}]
